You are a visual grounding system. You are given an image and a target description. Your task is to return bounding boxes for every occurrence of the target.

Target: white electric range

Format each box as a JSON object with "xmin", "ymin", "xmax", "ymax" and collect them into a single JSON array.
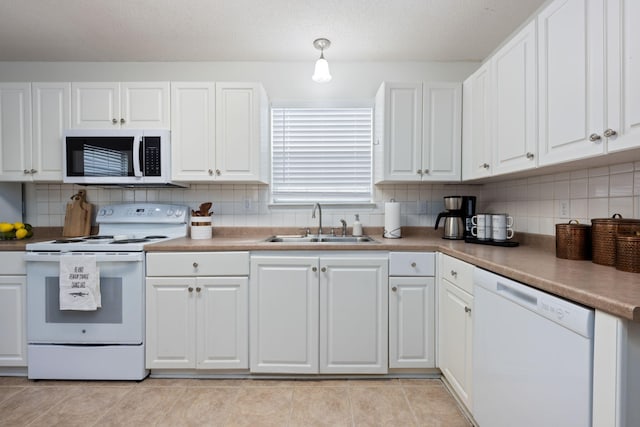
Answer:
[{"xmin": 25, "ymin": 203, "xmax": 188, "ymax": 380}]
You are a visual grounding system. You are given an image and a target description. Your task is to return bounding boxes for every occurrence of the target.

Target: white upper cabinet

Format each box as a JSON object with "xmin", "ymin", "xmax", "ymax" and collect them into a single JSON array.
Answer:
[
  {"xmin": 0, "ymin": 83, "xmax": 32, "ymax": 181},
  {"xmin": 31, "ymin": 83, "xmax": 71, "ymax": 181},
  {"xmin": 537, "ymin": 0, "xmax": 606, "ymax": 165},
  {"xmin": 605, "ymin": 0, "xmax": 640, "ymax": 153},
  {"xmin": 492, "ymin": 21, "xmax": 538, "ymax": 175},
  {"xmin": 171, "ymin": 82, "xmax": 269, "ymax": 183},
  {"xmin": 71, "ymin": 82, "xmax": 169, "ymax": 129},
  {"xmin": 375, "ymin": 81, "xmax": 461, "ymax": 183},
  {"xmin": 462, "ymin": 63, "xmax": 492, "ymax": 180}
]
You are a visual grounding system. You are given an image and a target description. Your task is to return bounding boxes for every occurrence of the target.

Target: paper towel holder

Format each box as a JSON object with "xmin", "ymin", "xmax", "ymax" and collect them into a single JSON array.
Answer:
[{"xmin": 384, "ymin": 199, "xmax": 402, "ymax": 239}]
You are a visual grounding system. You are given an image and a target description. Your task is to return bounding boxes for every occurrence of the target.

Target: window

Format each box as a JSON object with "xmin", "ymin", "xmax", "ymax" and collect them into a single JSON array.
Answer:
[{"xmin": 271, "ymin": 107, "xmax": 373, "ymax": 204}]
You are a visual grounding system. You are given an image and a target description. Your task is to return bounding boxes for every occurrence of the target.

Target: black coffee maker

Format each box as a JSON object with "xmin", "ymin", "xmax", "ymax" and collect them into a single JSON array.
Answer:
[{"xmin": 462, "ymin": 196, "xmax": 477, "ymax": 238}]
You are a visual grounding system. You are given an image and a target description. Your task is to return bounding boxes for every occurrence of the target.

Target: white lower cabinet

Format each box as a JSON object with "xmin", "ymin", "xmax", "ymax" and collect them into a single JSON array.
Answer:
[
  {"xmin": 145, "ymin": 252, "xmax": 249, "ymax": 370},
  {"xmin": 438, "ymin": 254, "xmax": 474, "ymax": 410},
  {"xmin": 388, "ymin": 252, "xmax": 436, "ymax": 368},
  {"xmin": 250, "ymin": 254, "xmax": 388, "ymax": 374},
  {"xmin": 0, "ymin": 252, "xmax": 27, "ymax": 367}
]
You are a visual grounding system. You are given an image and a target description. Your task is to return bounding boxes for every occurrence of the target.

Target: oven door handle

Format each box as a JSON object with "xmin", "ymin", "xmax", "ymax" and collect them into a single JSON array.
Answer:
[{"xmin": 24, "ymin": 252, "xmax": 145, "ymax": 263}]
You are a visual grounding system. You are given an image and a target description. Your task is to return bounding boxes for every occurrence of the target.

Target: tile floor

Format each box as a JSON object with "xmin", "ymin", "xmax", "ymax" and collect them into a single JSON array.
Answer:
[{"xmin": 0, "ymin": 376, "xmax": 472, "ymax": 426}]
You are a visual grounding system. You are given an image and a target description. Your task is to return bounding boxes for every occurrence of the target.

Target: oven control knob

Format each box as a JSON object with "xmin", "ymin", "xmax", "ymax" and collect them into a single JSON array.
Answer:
[
  {"xmin": 175, "ymin": 209, "xmax": 183, "ymax": 217},
  {"xmin": 167, "ymin": 209, "xmax": 175, "ymax": 216},
  {"xmin": 98, "ymin": 209, "xmax": 106, "ymax": 216},
  {"xmin": 106, "ymin": 209, "xmax": 114, "ymax": 216}
]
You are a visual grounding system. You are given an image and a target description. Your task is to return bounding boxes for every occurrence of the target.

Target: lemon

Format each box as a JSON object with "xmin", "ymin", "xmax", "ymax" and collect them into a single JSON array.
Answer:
[
  {"xmin": 15, "ymin": 228, "xmax": 28, "ymax": 239},
  {"xmin": 13, "ymin": 222, "xmax": 24, "ymax": 230},
  {"xmin": 0, "ymin": 223, "xmax": 14, "ymax": 233}
]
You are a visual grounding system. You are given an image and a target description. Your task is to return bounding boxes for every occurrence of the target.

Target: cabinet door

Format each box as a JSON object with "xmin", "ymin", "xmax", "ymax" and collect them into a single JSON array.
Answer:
[
  {"xmin": 32, "ymin": 83, "xmax": 70, "ymax": 181},
  {"xmin": 170, "ymin": 82, "xmax": 216, "ymax": 181},
  {"xmin": 606, "ymin": 0, "xmax": 640, "ymax": 153},
  {"xmin": 438, "ymin": 279, "xmax": 473, "ymax": 409},
  {"xmin": 377, "ymin": 82, "xmax": 423, "ymax": 182},
  {"xmin": 492, "ymin": 21, "xmax": 538, "ymax": 175},
  {"xmin": 215, "ymin": 82, "xmax": 265, "ymax": 182},
  {"xmin": 120, "ymin": 82, "xmax": 170, "ymax": 129},
  {"xmin": 389, "ymin": 277, "xmax": 435, "ymax": 368},
  {"xmin": 146, "ymin": 277, "xmax": 196, "ymax": 369},
  {"xmin": 0, "ymin": 276, "xmax": 27, "ymax": 366},
  {"xmin": 462, "ymin": 64, "xmax": 492, "ymax": 179},
  {"xmin": 319, "ymin": 256, "xmax": 388, "ymax": 374},
  {"xmin": 0, "ymin": 83, "xmax": 32, "ymax": 181},
  {"xmin": 197, "ymin": 277, "xmax": 248, "ymax": 369},
  {"xmin": 422, "ymin": 82, "xmax": 461, "ymax": 181},
  {"xmin": 71, "ymin": 82, "xmax": 120, "ymax": 129},
  {"xmin": 250, "ymin": 256, "xmax": 319, "ymax": 373},
  {"xmin": 537, "ymin": 0, "xmax": 605, "ymax": 165}
]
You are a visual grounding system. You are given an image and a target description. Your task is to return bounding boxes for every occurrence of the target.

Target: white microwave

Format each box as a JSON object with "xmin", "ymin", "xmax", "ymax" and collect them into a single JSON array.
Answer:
[{"xmin": 63, "ymin": 129, "xmax": 183, "ymax": 187}]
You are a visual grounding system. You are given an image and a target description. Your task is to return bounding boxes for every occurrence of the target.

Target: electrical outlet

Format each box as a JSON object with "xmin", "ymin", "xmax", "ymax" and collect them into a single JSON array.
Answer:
[
  {"xmin": 244, "ymin": 199, "xmax": 252, "ymax": 211},
  {"xmin": 559, "ymin": 200, "xmax": 570, "ymax": 218}
]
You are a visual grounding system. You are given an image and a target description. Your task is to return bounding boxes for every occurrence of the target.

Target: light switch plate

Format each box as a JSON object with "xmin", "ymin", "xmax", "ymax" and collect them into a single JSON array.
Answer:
[{"xmin": 559, "ymin": 200, "xmax": 570, "ymax": 218}]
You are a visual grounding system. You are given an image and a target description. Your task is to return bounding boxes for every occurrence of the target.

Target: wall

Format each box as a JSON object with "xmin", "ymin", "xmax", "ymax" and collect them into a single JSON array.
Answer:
[{"xmin": 481, "ymin": 161, "xmax": 640, "ymax": 235}]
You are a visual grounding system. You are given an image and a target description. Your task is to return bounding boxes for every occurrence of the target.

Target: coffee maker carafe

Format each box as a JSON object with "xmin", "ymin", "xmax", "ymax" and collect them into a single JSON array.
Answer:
[{"xmin": 435, "ymin": 196, "xmax": 465, "ymax": 240}]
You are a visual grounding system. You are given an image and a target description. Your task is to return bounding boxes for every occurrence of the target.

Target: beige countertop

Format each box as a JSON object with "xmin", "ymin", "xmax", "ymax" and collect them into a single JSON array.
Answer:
[{"xmin": 145, "ymin": 226, "xmax": 640, "ymax": 322}]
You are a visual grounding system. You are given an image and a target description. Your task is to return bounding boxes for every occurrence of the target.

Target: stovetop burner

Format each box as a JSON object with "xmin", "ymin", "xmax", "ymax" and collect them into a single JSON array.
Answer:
[
  {"xmin": 110, "ymin": 238, "xmax": 150, "ymax": 244},
  {"xmin": 53, "ymin": 238, "xmax": 85, "ymax": 244},
  {"xmin": 83, "ymin": 235, "xmax": 114, "ymax": 240},
  {"xmin": 145, "ymin": 235, "xmax": 168, "ymax": 239}
]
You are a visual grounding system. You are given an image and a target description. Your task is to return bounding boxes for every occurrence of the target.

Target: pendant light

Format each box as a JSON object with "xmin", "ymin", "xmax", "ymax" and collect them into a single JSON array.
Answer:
[{"xmin": 312, "ymin": 38, "xmax": 332, "ymax": 83}]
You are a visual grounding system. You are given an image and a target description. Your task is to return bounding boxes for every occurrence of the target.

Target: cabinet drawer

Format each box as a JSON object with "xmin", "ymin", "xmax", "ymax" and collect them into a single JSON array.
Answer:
[
  {"xmin": 440, "ymin": 254, "xmax": 473, "ymax": 294},
  {"xmin": 0, "ymin": 252, "xmax": 26, "ymax": 275},
  {"xmin": 389, "ymin": 252, "xmax": 435, "ymax": 276},
  {"xmin": 147, "ymin": 252, "xmax": 249, "ymax": 276}
]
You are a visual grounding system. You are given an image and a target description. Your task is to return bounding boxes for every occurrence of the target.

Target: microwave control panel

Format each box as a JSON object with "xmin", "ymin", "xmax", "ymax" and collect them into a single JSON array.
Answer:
[{"xmin": 143, "ymin": 137, "xmax": 162, "ymax": 176}]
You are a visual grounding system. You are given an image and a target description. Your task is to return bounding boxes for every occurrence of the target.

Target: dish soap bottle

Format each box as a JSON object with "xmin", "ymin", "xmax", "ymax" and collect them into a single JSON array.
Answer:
[{"xmin": 352, "ymin": 214, "xmax": 363, "ymax": 236}]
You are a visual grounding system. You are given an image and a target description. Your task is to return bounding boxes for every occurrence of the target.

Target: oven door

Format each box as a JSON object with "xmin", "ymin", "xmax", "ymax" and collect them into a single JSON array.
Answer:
[{"xmin": 25, "ymin": 252, "xmax": 144, "ymax": 344}]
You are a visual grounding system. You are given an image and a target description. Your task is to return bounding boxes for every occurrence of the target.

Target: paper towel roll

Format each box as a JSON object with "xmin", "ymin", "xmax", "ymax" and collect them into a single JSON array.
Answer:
[{"xmin": 384, "ymin": 202, "xmax": 401, "ymax": 238}]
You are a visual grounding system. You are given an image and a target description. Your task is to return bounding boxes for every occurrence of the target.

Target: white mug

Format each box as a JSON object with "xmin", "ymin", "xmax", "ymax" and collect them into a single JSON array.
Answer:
[
  {"xmin": 471, "ymin": 214, "xmax": 492, "ymax": 241},
  {"xmin": 492, "ymin": 213, "xmax": 514, "ymax": 241}
]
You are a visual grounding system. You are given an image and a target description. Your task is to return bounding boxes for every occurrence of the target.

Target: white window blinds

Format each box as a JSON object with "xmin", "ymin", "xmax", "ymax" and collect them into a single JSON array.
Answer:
[{"xmin": 271, "ymin": 107, "xmax": 373, "ymax": 203}]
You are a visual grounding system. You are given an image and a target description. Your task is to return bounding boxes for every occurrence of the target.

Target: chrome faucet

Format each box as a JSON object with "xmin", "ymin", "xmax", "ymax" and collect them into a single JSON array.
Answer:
[
  {"xmin": 340, "ymin": 219, "xmax": 347, "ymax": 236},
  {"xmin": 311, "ymin": 203, "xmax": 323, "ymax": 235}
]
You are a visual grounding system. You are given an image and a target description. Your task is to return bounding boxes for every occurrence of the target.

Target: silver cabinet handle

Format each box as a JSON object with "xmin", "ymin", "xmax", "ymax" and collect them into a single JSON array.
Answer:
[
  {"xmin": 411, "ymin": 262, "xmax": 417, "ymax": 268},
  {"xmin": 321, "ymin": 267, "xmax": 327, "ymax": 273},
  {"xmin": 417, "ymin": 169, "xmax": 422, "ymax": 175},
  {"xmin": 30, "ymin": 169, "xmax": 37, "ymax": 174},
  {"xmin": 112, "ymin": 118, "xmax": 118, "ymax": 124},
  {"xmin": 208, "ymin": 169, "xmax": 213, "ymax": 176},
  {"xmin": 604, "ymin": 129, "xmax": 617, "ymax": 138},
  {"xmin": 526, "ymin": 152, "xmax": 534, "ymax": 160},
  {"xmin": 312, "ymin": 267, "xmax": 318, "ymax": 272},
  {"xmin": 451, "ymin": 270, "xmax": 457, "ymax": 277},
  {"xmin": 120, "ymin": 118, "xmax": 125, "ymax": 124},
  {"xmin": 193, "ymin": 262, "xmax": 198, "ymax": 268},
  {"xmin": 480, "ymin": 163, "xmax": 490, "ymax": 169},
  {"xmin": 196, "ymin": 287, "xmax": 201, "ymax": 293},
  {"xmin": 215, "ymin": 169, "xmax": 221, "ymax": 176},
  {"xmin": 188, "ymin": 287, "xmax": 194, "ymax": 293},
  {"xmin": 423, "ymin": 169, "xmax": 429, "ymax": 174},
  {"xmin": 23, "ymin": 169, "xmax": 30, "ymax": 174},
  {"xmin": 589, "ymin": 133, "xmax": 602, "ymax": 142},
  {"xmin": 464, "ymin": 306, "xmax": 472, "ymax": 313},
  {"xmin": 392, "ymin": 286, "xmax": 397, "ymax": 292}
]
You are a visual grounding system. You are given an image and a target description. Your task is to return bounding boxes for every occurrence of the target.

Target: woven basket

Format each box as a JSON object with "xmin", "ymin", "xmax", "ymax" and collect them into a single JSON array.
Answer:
[
  {"xmin": 556, "ymin": 220, "xmax": 591, "ymax": 260},
  {"xmin": 615, "ymin": 232, "xmax": 640, "ymax": 273},
  {"xmin": 591, "ymin": 214, "xmax": 640, "ymax": 266}
]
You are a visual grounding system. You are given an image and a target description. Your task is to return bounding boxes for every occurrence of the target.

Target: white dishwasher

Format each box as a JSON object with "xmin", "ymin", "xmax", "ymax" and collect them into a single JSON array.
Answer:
[{"xmin": 473, "ymin": 268, "xmax": 594, "ymax": 427}]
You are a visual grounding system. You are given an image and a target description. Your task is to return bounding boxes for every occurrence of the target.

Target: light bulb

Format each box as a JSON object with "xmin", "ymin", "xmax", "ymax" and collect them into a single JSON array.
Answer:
[{"xmin": 312, "ymin": 57, "xmax": 332, "ymax": 83}]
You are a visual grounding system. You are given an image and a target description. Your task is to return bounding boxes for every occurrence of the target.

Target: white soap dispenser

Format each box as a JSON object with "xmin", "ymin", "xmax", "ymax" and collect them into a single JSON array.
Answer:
[{"xmin": 352, "ymin": 214, "xmax": 363, "ymax": 236}]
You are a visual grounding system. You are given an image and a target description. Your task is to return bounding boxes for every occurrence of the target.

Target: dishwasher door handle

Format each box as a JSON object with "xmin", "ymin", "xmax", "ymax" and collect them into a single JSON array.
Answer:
[{"xmin": 496, "ymin": 281, "xmax": 538, "ymax": 309}]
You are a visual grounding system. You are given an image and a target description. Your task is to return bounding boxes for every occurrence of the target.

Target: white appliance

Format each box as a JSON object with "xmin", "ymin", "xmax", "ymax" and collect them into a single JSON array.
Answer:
[
  {"xmin": 473, "ymin": 268, "xmax": 594, "ymax": 427},
  {"xmin": 63, "ymin": 129, "xmax": 184, "ymax": 187},
  {"xmin": 25, "ymin": 203, "xmax": 188, "ymax": 380}
]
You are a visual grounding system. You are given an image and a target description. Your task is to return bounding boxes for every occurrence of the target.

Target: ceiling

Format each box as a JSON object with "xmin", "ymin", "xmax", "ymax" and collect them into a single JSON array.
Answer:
[{"xmin": 0, "ymin": 0, "xmax": 547, "ymax": 62}]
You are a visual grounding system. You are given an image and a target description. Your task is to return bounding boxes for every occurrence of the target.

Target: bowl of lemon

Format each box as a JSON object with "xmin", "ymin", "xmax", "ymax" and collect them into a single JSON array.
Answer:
[{"xmin": 0, "ymin": 222, "xmax": 33, "ymax": 240}]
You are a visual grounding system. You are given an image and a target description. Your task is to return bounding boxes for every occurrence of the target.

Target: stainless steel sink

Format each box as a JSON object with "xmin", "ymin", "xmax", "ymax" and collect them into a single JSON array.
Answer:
[{"xmin": 264, "ymin": 235, "xmax": 377, "ymax": 243}]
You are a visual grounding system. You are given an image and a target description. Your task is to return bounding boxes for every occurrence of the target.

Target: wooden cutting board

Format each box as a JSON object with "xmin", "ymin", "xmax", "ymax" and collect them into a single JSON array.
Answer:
[{"xmin": 62, "ymin": 189, "xmax": 93, "ymax": 237}]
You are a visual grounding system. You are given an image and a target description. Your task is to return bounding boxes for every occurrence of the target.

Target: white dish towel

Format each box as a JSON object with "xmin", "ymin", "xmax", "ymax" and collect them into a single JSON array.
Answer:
[{"xmin": 59, "ymin": 254, "xmax": 101, "ymax": 311}]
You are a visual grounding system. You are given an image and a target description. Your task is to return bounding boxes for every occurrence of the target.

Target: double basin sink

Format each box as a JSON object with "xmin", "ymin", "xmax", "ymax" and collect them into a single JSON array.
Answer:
[{"xmin": 264, "ymin": 235, "xmax": 377, "ymax": 244}]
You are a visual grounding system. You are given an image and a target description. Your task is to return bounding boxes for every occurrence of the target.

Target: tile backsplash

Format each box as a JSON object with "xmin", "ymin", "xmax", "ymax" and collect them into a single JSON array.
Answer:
[{"xmin": 24, "ymin": 161, "xmax": 640, "ymax": 236}]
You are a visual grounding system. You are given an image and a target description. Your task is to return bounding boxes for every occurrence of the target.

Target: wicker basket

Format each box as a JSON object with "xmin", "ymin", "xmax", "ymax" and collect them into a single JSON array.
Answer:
[
  {"xmin": 556, "ymin": 220, "xmax": 591, "ymax": 260},
  {"xmin": 615, "ymin": 232, "xmax": 640, "ymax": 273},
  {"xmin": 591, "ymin": 214, "xmax": 640, "ymax": 266}
]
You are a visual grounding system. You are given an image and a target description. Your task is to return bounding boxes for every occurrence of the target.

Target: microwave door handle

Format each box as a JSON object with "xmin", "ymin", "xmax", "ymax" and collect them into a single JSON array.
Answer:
[{"xmin": 133, "ymin": 136, "xmax": 143, "ymax": 178}]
